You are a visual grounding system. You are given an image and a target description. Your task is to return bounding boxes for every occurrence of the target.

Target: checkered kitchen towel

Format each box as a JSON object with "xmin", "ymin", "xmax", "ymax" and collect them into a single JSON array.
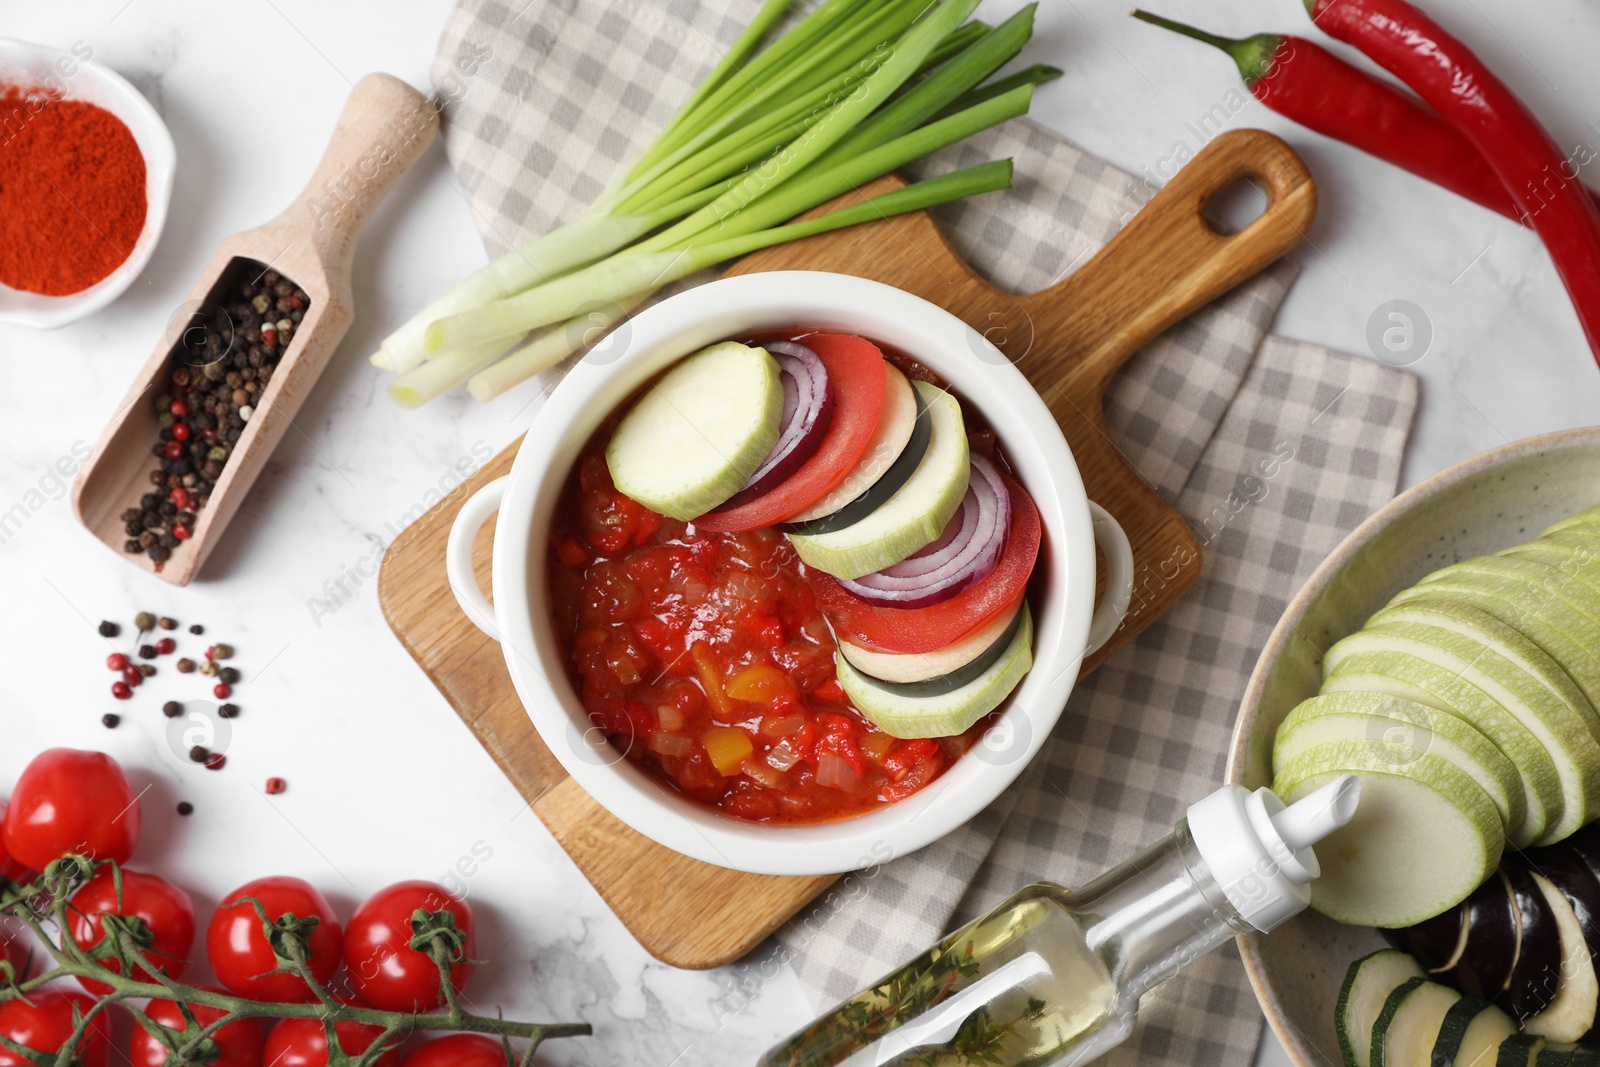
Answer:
[{"xmin": 430, "ymin": 4, "xmax": 1420, "ymax": 1063}]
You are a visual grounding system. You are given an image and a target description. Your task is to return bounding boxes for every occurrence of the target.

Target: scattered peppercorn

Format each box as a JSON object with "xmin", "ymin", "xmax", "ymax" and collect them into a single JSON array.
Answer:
[
  {"xmin": 209, "ymin": 643, "xmax": 234, "ymax": 660},
  {"xmin": 200, "ymin": 660, "xmax": 219, "ymax": 677},
  {"xmin": 135, "ymin": 611, "xmax": 156, "ymax": 632},
  {"xmin": 158, "ymin": 616, "xmax": 177, "ymax": 630},
  {"xmin": 156, "ymin": 637, "xmax": 176, "ymax": 655},
  {"xmin": 218, "ymin": 703, "xmax": 239, "ymax": 719},
  {"xmin": 188, "ymin": 745, "xmax": 207, "ymax": 763},
  {"xmin": 175, "ymin": 657, "xmax": 196, "ymax": 674},
  {"xmin": 97, "ymin": 620, "xmax": 120, "ymax": 638},
  {"xmin": 111, "ymin": 682, "xmax": 131, "ymax": 700},
  {"xmin": 218, "ymin": 666, "xmax": 240, "ymax": 685},
  {"xmin": 106, "ymin": 653, "xmax": 128, "ymax": 671},
  {"xmin": 189, "ymin": 624, "xmax": 204, "ymax": 635},
  {"xmin": 265, "ymin": 777, "xmax": 286, "ymax": 795},
  {"xmin": 138, "ymin": 663, "xmax": 155, "ymax": 678},
  {"xmin": 138, "ymin": 644, "xmax": 157, "ymax": 660},
  {"xmin": 121, "ymin": 666, "xmax": 142, "ymax": 687},
  {"xmin": 101, "ymin": 713, "xmax": 120, "ymax": 728},
  {"xmin": 176, "ymin": 802, "xmax": 193, "ymax": 816},
  {"xmin": 213, "ymin": 683, "xmax": 231, "ymax": 699},
  {"xmin": 204, "ymin": 753, "xmax": 226, "ymax": 771},
  {"xmin": 121, "ymin": 269, "xmax": 309, "ymax": 566},
  {"xmin": 162, "ymin": 700, "xmax": 183, "ymax": 718}
]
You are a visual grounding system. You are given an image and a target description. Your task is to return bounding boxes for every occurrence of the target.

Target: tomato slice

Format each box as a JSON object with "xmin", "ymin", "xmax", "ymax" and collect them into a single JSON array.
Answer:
[
  {"xmin": 808, "ymin": 471, "xmax": 1041, "ymax": 653},
  {"xmin": 695, "ymin": 332, "xmax": 886, "ymax": 532}
]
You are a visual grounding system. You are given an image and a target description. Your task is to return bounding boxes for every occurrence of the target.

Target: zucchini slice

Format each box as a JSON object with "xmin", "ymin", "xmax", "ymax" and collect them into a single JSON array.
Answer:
[
  {"xmin": 1337, "ymin": 950, "xmax": 1426, "ymax": 1067},
  {"xmin": 1495, "ymin": 1033, "xmax": 1543, "ymax": 1067},
  {"xmin": 1431, "ymin": 995, "xmax": 1516, "ymax": 1067},
  {"xmin": 1371, "ymin": 976, "xmax": 1460, "ymax": 1067}
]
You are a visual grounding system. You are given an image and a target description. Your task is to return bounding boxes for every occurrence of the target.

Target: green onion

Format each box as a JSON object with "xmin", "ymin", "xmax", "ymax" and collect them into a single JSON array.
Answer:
[
  {"xmin": 428, "ymin": 161, "xmax": 1012, "ymax": 355},
  {"xmin": 378, "ymin": 0, "xmax": 1043, "ymax": 403},
  {"xmin": 427, "ymin": 87, "xmax": 1029, "ymax": 354},
  {"xmin": 388, "ymin": 335, "xmax": 526, "ymax": 409},
  {"xmin": 934, "ymin": 63, "xmax": 1063, "ymax": 120},
  {"xmin": 467, "ymin": 294, "xmax": 649, "ymax": 402},
  {"xmin": 813, "ymin": 3, "xmax": 1036, "ymax": 168},
  {"xmin": 371, "ymin": 212, "xmax": 652, "ymax": 373}
]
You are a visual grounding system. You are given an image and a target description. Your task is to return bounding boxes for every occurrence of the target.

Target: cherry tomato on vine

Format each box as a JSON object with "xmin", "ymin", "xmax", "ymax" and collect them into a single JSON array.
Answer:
[
  {"xmin": 343, "ymin": 880, "xmax": 475, "ymax": 1012},
  {"xmin": 2, "ymin": 749, "xmax": 140, "ymax": 870},
  {"xmin": 0, "ymin": 989, "xmax": 111, "ymax": 1067},
  {"xmin": 206, "ymin": 877, "xmax": 343, "ymax": 1003},
  {"xmin": 69, "ymin": 867, "xmax": 196, "ymax": 995},
  {"xmin": 399, "ymin": 1034, "xmax": 513, "ymax": 1067},
  {"xmin": 129, "ymin": 988, "xmax": 264, "ymax": 1067},
  {"xmin": 0, "ymin": 804, "xmax": 31, "ymax": 884},
  {"xmin": 263, "ymin": 999, "xmax": 397, "ymax": 1067}
]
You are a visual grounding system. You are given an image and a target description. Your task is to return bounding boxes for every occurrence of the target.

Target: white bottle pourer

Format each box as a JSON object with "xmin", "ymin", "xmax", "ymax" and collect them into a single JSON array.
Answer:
[{"xmin": 1187, "ymin": 773, "xmax": 1362, "ymax": 933}]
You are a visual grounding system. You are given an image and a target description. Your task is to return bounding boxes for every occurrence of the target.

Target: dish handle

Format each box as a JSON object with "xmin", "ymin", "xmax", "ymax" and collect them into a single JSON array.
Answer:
[
  {"xmin": 1085, "ymin": 502, "xmax": 1134, "ymax": 656},
  {"xmin": 446, "ymin": 476, "xmax": 507, "ymax": 638}
]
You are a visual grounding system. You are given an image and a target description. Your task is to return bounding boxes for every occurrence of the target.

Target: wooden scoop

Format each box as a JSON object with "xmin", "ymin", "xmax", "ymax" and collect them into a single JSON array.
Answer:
[{"xmin": 73, "ymin": 73, "xmax": 438, "ymax": 585}]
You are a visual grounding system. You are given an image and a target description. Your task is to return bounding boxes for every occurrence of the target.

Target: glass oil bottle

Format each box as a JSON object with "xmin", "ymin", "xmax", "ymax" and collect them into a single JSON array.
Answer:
[{"xmin": 757, "ymin": 773, "xmax": 1361, "ymax": 1067}]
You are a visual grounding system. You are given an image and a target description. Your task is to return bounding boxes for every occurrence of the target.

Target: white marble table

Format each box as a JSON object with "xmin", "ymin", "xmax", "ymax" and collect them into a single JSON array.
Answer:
[{"xmin": 1, "ymin": 1, "xmax": 1596, "ymax": 1064}]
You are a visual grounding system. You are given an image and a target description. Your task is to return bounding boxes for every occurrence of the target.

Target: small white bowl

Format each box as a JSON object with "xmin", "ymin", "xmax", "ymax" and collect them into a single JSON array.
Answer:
[
  {"xmin": 1228, "ymin": 425, "xmax": 1600, "ymax": 1066},
  {"xmin": 446, "ymin": 271, "xmax": 1135, "ymax": 876},
  {"xmin": 0, "ymin": 38, "xmax": 175, "ymax": 329}
]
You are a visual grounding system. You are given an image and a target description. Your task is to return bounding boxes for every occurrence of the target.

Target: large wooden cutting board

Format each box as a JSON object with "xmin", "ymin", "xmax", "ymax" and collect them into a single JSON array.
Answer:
[{"xmin": 378, "ymin": 129, "xmax": 1316, "ymax": 969}]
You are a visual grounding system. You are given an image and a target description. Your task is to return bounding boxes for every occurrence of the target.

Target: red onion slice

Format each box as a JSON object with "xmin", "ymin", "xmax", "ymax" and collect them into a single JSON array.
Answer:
[
  {"xmin": 719, "ymin": 341, "xmax": 833, "ymax": 509},
  {"xmin": 837, "ymin": 454, "xmax": 1012, "ymax": 608}
]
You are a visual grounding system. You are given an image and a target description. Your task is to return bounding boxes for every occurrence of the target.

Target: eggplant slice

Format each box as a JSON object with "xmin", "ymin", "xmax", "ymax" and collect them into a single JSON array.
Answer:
[{"xmin": 1503, "ymin": 857, "xmax": 1565, "ymax": 1020}]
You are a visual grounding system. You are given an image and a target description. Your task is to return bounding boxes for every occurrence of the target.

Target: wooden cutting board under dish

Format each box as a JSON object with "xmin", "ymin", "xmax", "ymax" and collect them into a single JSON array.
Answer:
[{"xmin": 378, "ymin": 128, "xmax": 1316, "ymax": 970}]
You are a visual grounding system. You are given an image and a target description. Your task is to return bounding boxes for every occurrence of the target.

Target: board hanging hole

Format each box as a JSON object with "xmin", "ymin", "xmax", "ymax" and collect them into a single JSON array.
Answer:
[{"xmin": 1202, "ymin": 174, "xmax": 1270, "ymax": 236}]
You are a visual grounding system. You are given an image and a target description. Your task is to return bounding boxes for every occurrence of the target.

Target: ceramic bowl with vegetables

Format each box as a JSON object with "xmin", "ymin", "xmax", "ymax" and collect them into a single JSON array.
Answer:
[
  {"xmin": 447, "ymin": 270, "xmax": 1133, "ymax": 876},
  {"xmin": 1228, "ymin": 426, "xmax": 1600, "ymax": 1066}
]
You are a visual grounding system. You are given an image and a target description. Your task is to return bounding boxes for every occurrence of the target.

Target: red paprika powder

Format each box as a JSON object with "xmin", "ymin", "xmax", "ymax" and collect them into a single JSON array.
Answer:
[{"xmin": 0, "ymin": 87, "xmax": 147, "ymax": 296}]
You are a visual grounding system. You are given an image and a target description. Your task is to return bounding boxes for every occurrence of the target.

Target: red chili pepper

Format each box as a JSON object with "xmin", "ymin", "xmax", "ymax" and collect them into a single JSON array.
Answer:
[
  {"xmin": 1132, "ymin": 12, "xmax": 1600, "ymax": 223},
  {"xmin": 1306, "ymin": 0, "xmax": 1600, "ymax": 366}
]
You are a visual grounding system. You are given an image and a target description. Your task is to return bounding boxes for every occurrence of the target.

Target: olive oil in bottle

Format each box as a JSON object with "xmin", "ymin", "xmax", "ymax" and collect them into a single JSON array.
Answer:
[{"xmin": 758, "ymin": 774, "xmax": 1360, "ymax": 1067}]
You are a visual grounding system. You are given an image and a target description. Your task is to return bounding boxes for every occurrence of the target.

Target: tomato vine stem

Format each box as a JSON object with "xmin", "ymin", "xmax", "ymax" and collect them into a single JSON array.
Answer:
[{"xmin": 0, "ymin": 859, "xmax": 589, "ymax": 1067}]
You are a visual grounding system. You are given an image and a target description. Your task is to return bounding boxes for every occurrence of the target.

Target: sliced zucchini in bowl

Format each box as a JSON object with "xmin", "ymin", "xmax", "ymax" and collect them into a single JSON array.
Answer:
[
  {"xmin": 1337, "ymin": 949, "xmax": 1425, "ymax": 1067},
  {"xmin": 835, "ymin": 603, "xmax": 1031, "ymax": 739},
  {"xmin": 1371, "ymin": 976, "xmax": 1460, "ymax": 1067},
  {"xmin": 1275, "ymin": 739, "xmax": 1504, "ymax": 928},
  {"xmin": 1431, "ymin": 995, "xmax": 1515, "ymax": 1067},
  {"xmin": 605, "ymin": 341, "xmax": 783, "ymax": 521},
  {"xmin": 788, "ymin": 381, "xmax": 968, "ymax": 581},
  {"xmin": 1271, "ymin": 691, "xmax": 1525, "ymax": 840},
  {"xmin": 837, "ymin": 597, "xmax": 1022, "ymax": 684},
  {"xmin": 1495, "ymin": 1034, "xmax": 1544, "ymax": 1066},
  {"xmin": 1322, "ymin": 649, "xmax": 1560, "ymax": 848}
]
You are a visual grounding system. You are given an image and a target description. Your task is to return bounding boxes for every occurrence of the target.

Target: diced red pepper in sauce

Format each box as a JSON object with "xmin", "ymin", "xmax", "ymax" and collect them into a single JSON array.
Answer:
[{"xmin": 548, "ymin": 449, "xmax": 991, "ymax": 824}]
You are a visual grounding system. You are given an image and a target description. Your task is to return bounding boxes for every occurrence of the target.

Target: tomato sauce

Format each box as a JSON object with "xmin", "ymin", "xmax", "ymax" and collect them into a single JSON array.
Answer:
[{"xmin": 547, "ymin": 444, "xmax": 991, "ymax": 825}]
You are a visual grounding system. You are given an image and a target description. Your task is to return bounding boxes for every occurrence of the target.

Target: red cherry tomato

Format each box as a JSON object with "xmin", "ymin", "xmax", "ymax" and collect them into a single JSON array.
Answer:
[
  {"xmin": 0, "ymin": 990, "xmax": 112, "ymax": 1067},
  {"xmin": 2, "ymin": 749, "xmax": 140, "ymax": 871},
  {"xmin": 343, "ymin": 880, "xmax": 475, "ymax": 1012},
  {"xmin": 808, "ymin": 471, "xmax": 1042, "ymax": 653},
  {"xmin": 206, "ymin": 877, "xmax": 343, "ymax": 1003},
  {"xmin": 400, "ymin": 1035, "xmax": 511, "ymax": 1067},
  {"xmin": 263, "ymin": 1001, "xmax": 397, "ymax": 1067},
  {"xmin": 696, "ymin": 333, "xmax": 888, "ymax": 531},
  {"xmin": 0, "ymin": 803, "xmax": 32, "ymax": 884},
  {"xmin": 69, "ymin": 867, "xmax": 196, "ymax": 995},
  {"xmin": 130, "ymin": 988, "xmax": 263, "ymax": 1067}
]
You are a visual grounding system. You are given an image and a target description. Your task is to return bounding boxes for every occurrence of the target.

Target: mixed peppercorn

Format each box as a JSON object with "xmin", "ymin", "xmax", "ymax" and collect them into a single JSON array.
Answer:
[
  {"xmin": 121, "ymin": 265, "xmax": 309, "ymax": 565},
  {"xmin": 96, "ymin": 612, "xmax": 284, "ymax": 810}
]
